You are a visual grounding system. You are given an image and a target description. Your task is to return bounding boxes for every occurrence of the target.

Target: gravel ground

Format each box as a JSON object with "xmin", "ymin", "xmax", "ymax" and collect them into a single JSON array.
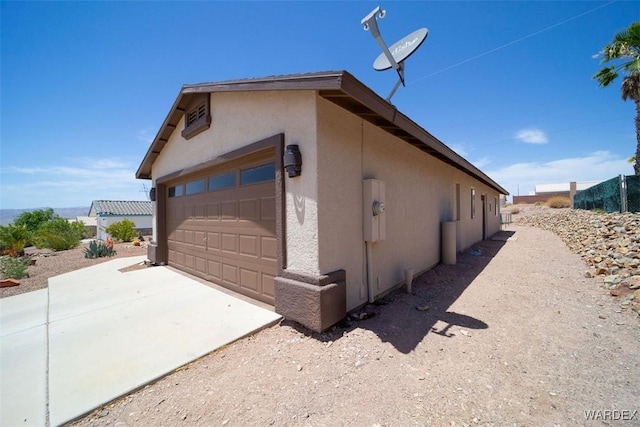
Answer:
[
  {"xmin": 67, "ymin": 211, "xmax": 639, "ymax": 426},
  {"xmin": 0, "ymin": 241, "xmax": 149, "ymax": 299}
]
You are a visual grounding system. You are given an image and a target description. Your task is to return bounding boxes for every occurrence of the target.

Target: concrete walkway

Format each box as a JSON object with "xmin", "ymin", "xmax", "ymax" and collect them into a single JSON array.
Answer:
[{"xmin": 0, "ymin": 257, "xmax": 281, "ymax": 426}]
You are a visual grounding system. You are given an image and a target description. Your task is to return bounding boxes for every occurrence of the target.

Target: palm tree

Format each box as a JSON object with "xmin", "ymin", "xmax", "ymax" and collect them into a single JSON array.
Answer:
[{"xmin": 594, "ymin": 22, "xmax": 640, "ymax": 175}]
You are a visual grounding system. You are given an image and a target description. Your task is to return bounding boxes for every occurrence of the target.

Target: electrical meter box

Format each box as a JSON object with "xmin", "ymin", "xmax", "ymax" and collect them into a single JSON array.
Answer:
[{"xmin": 363, "ymin": 179, "xmax": 386, "ymax": 242}]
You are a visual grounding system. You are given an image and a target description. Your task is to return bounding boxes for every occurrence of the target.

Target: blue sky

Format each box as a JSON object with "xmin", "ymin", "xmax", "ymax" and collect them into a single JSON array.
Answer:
[{"xmin": 1, "ymin": 1, "xmax": 639, "ymax": 208}]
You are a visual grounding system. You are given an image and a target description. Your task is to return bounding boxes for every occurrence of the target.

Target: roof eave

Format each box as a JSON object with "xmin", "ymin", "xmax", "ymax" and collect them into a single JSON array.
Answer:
[{"xmin": 136, "ymin": 70, "xmax": 508, "ymax": 195}]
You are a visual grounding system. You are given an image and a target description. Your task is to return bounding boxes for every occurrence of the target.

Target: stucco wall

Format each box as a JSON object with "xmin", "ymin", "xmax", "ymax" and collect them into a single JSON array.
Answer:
[
  {"xmin": 151, "ymin": 90, "xmax": 320, "ymax": 274},
  {"xmin": 315, "ymin": 97, "xmax": 501, "ymax": 311}
]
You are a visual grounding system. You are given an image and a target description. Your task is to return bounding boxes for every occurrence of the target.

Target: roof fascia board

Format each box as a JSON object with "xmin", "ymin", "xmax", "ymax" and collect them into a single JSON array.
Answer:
[{"xmin": 337, "ymin": 72, "xmax": 508, "ymax": 195}]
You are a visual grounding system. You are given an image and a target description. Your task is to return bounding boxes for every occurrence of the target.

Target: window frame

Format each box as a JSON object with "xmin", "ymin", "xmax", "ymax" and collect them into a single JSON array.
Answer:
[{"xmin": 240, "ymin": 162, "xmax": 276, "ymax": 186}]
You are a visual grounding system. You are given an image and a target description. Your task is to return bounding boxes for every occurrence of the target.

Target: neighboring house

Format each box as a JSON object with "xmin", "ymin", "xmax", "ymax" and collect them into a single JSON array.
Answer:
[
  {"xmin": 88, "ymin": 200, "xmax": 153, "ymax": 241},
  {"xmin": 75, "ymin": 216, "xmax": 97, "ymax": 237},
  {"xmin": 513, "ymin": 181, "xmax": 600, "ymax": 204},
  {"xmin": 136, "ymin": 71, "xmax": 508, "ymax": 332}
]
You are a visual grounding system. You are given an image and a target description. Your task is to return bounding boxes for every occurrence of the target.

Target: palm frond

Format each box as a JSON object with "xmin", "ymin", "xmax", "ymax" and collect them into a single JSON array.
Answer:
[{"xmin": 594, "ymin": 66, "xmax": 619, "ymax": 87}]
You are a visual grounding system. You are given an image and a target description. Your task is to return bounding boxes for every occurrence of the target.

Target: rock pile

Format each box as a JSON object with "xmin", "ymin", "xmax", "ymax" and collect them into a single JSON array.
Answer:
[{"xmin": 517, "ymin": 208, "xmax": 640, "ymax": 315}]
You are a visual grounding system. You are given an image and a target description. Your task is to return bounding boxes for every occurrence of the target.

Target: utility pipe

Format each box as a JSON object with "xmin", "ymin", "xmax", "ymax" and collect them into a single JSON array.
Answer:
[{"xmin": 365, "ymin": 241, "xmax": 375, "ymax": 303}]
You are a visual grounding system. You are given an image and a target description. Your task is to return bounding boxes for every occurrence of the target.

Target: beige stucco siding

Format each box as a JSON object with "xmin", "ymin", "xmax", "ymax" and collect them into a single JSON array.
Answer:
[
  {"xmin": 316, "ymin": 97, "xmax": 501, "ymax": 311},
  {"xmin": 151, "ymin": 90, "xmax": 321, "ymax": 274},
  {"xmin": 315, "ymin": 99, "xmax": 366, "ymax": 309}
]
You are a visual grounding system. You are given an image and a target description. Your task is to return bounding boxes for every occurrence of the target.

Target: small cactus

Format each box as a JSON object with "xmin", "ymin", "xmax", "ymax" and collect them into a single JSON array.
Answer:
[{"xmin": 84, "ymin": 240, "xmax": 116, "ymax": 259}]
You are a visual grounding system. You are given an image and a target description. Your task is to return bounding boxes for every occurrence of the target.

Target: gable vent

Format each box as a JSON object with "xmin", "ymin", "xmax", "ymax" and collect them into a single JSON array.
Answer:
[{"xmin": 182, "ymin": 96, "xmax": 211, "ymax": 139}]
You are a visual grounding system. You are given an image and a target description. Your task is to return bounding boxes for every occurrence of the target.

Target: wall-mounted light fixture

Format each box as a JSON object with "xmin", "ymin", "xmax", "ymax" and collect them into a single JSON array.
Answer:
[
  {"xmin": 149, "ymin": 187, "xmax": 157, "ymax": 201},
  {"xmin": 283, "ymin": 144, "xmax": 302, "ymax": 177}
]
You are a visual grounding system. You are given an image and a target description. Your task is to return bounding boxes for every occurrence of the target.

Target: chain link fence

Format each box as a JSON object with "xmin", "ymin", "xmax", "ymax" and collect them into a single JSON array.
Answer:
[{"xmin": 573, "ymin": 175, "xmax": 640, "ymax": 213}]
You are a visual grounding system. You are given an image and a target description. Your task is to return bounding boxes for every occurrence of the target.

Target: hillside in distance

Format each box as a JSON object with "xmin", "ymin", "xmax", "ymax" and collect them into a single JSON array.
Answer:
[{"xmin": 0, "ymin": 207, "xmax": 90, "ymax": 226}]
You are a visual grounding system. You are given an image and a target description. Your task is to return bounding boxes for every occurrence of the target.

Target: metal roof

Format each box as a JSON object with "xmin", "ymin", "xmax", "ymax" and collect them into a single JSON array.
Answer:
[
  {"xmin": 89, "ymin": 200, "xmax": 153, "ymax": 217},
  {"xmin": 136, "ymin": 70, "xmax": 508, "ymax": 195}
]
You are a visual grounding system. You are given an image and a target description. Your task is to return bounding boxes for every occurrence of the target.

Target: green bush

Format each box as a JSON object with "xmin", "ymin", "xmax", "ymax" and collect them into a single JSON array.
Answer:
[
  {"xmin": 105, "ymin": 219, "xmax": 136, "ymax": 242},
  {"xmin": 84, "ymin": 240, "xmax": 116, "ymax": 259},
  {"xmin": 70, "ymin": 220, "xmax": 91, "ymax": 239},
  {"xmin": 0, "ymin": 256, "xmax": 30, "ymax": 279},
  {"xmin": 13, "ymin": 208, "xmax": 56, "ymax": 235},
  {"xmin": 0, "ymin": 224, "xmax": 30, "ymax": 257},
  {"xmin": 35, "ymin": 217, "xmax": 83, "ymax": 251}
]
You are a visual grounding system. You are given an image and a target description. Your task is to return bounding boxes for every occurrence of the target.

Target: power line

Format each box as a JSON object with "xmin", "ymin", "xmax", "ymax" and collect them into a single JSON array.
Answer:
[{"xmin": 408, "ymin": 0, "xmax": 618, "ymax": 85}]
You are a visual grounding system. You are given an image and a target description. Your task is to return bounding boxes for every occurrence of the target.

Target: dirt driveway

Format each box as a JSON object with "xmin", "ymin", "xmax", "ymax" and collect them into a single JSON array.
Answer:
[{"xmin": 74, "ymin": 224, "xmax": 639, "ymax": 427}]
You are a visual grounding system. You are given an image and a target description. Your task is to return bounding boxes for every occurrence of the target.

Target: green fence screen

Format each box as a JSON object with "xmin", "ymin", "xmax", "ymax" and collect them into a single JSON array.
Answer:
[
  {"xmin": 627, "ymin": 175, "xmax": 640, "ymax": 213},
  {"xmin": 573, "ymin": 175, "xmax": 640, "ymax": 213}
]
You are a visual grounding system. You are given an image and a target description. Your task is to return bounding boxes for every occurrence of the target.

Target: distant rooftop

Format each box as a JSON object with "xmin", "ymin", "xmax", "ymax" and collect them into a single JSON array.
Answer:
[
  {"xmin": 89, "ymin": 200, "xmax": 152, "ymax": 217},
  {"xmin": 535, "ymin": 181, "xmax": 601, "ymax": 194}
]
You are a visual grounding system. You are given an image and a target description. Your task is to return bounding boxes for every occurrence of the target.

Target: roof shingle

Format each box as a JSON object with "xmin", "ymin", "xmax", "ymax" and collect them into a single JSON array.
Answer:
[{"xmin": 90, "ymin": 200, "xmax": 153, "ymax": 216}]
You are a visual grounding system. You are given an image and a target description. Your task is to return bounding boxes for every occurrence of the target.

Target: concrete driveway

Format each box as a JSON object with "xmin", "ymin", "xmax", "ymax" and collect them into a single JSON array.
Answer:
[{"xmin": 0, "ymin": 257, "xmax": 281, "ymax": 426}]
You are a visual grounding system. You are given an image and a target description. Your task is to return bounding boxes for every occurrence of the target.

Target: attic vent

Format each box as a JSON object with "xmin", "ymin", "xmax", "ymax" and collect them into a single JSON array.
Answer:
[{"xmin": 181, "ymin": 95, "xmax": 211, "ymax": 140}]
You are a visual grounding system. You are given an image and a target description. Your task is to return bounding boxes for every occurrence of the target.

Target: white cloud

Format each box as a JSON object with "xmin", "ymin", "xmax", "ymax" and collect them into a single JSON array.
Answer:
[
  {"xmin": 1, "ymin": 157, "xmax": 147, "ymax": 208},
  {"xmin": 486, "ymin": 151, "xmax": 632, "ymax": 197},
  {"xmin": 137, "ymin": 128, "xmax": 156, "ymax": 144},
  {"xmin": 449, "ymin": 143, "xmax": 468, "ymax": 157},
  {"xmin": 515, "ymin": 128, "xmax": 548, "ymax": 145},
  {"xmin": 472, "ymin": 156, "xmax": 491, "ymax": 169}
]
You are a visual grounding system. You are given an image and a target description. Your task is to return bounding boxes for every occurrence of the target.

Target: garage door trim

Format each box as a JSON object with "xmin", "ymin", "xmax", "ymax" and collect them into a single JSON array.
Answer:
[{"xmin": 153, "ymin": 134, "xmax": 286, "ymax": 281}]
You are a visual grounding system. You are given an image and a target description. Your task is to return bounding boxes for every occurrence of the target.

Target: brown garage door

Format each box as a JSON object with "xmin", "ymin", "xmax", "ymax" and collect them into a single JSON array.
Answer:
[{"xmin": 166, "ymin": 156, "xmax": 277, "ymax": 305}]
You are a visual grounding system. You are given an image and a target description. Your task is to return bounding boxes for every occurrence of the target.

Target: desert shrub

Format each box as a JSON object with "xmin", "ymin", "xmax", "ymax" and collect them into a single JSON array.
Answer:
[
  {"xmin": 546, "ymin": 196, "xmax": 571, "ymax": 209},
  {"xmin": 84, "ymin": 240, "xmax": 116, "ymax": 259},
  {"xmin": 105, "ymin": 219, "xmax": 136, "ymax": 242},
  {"xmin": 13, "ymin": 208, "xmax": 56, "ymax": 234},
  {"xmin": 35, "ymin": 217, "xmax": 83, "ymax": 251},
  {"xmin": 509, "ymin": 207, "xmax": 520, "ymax": 215},
  {"xmin": 0, "ymin": 224, "xmax": 30, "ymax": 257},
  {"xmin": 0, "ymin": 256, "xmax": 30, "ymax": 279},
  {"xmin": 70, "ymin": 220, "xmax": 91, "ymax": 239}
]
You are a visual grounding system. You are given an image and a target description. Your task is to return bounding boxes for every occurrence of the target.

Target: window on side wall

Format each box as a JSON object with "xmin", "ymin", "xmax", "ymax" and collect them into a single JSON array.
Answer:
[
  {"xmin": 181, "ymin": 95, "xmax": 211, "ymax": 140},
  {"xmin": 471, "ymin": 188, "xmax": 476, "ymax": 218},
  {"xmin": 495, "ymin": 197, "xmax": 498, "ymax": 216}
]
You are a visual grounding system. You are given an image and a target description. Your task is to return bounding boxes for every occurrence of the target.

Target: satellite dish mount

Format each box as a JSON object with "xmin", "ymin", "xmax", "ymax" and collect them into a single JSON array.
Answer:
[{"xmin": 361, "ymin": 6, "xmax": 428, "ymax": 103}]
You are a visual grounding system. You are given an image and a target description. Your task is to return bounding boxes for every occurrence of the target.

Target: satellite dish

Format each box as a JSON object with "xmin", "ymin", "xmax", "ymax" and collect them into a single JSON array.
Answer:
[
  {"xmin": 373, "ymin": 28, "xmax": 428, "ymax": 71},
  {"xmin": 361, "ymin": 6, "xmax": 429, "ymax": 103}
]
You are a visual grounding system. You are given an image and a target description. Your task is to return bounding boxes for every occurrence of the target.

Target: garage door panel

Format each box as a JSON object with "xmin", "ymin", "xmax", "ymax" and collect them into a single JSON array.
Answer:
[
  {"xmin": 261, "ymin": 236, "xmax": 277, "ymax": 260},
  {"xmin": 222, "ymin": 263, "xmax": 238, "ymax": 285},
  {"xmin": 207, "ymin": 203, "xmax": 220, "ymax": 220},
  {"xmin": 185, "ymin": 254, "xmax": 195, "ymax": 269},
  {"xmin": 261, "ymin": 197, "xmax": 276, "ymax": 221},
  {"xmin": 185, "ymin": 205, "xmax": 195, "ymax": 220},
  {"xmin": 221, "ymin": 233, "xmax": 237, "ymax": 253},
  {"xmin": 239, "ymin": 234, "xmax": 258, "ymax": 257},
  {"xmin": 195, "ymin": 256, "xmax": 206, "ymax": 274},
  {"xmin": 239, "ymin": 199, "xmax": 258, "ymax": 220},
  {"xmin": 195, "ymin": 204, "xmax": 206, "ymax": 219},
  {"xmin": 240, "ymin": 268, "xmax": 259, "ymax": 292},
  {"xmin": 208, "ymin": 260, "xmax": 221, "ymax": 280},
  {"xmin": 207, "ymin": 232, "xmax": 220, "ymax": 250},
  {"xmin": 184, "ymin": 230, "xmax": 195, "ymax": 245},
  {"xmin": 194, "ymin": 231, "xmax": 206, "ymax": 248},
  {"xmin": 166, "ymin": 155, "xmax": 277, "ymax": 305},
  {"xmin": 262, "ymin": 273, "xmax": 275, "ymax": 298},
  {"xmin": 176, "ymin": 252, "xmax": 185, "ymax": 266},
  {"xmin": 221, "ymin": 201, "xmax": 237, "ymax": 220}
]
